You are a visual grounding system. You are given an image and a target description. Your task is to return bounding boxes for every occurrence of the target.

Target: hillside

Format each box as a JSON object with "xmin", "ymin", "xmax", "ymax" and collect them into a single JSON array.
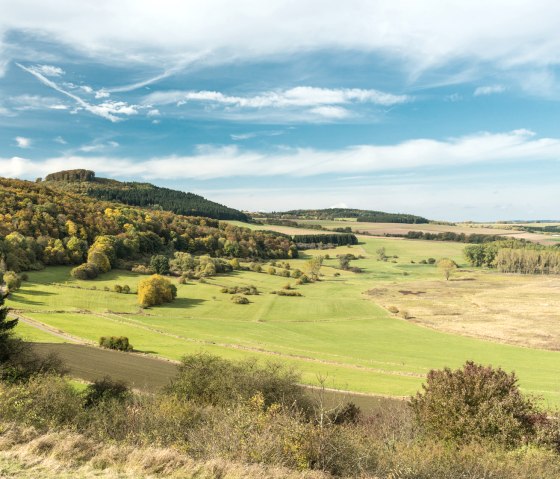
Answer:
[
  {"xmin": 260, "ymin": 208, "xmax": 430, "ymax": 224},
  {"xmin": 0, "ymin": 176, "xmax": 295, "ymax": 273},
  {"xmin": 44, "ymin": 169, "xmax": 249, "ymax": 222}
]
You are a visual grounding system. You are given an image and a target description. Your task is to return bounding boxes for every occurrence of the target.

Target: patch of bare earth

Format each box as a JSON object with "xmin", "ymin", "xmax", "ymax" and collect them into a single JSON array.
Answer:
[{"xmin": 368, "ymin": 271, "xmax": 560, "ymax": 350}]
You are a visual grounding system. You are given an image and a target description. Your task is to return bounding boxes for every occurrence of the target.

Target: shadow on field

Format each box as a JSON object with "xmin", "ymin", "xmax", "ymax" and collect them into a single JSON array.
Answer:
[
  {"xmin": 161, "ymin": 297, "xmax": 206, "ymax": 309},
  {"xmin": 9, "ymin": 288, "xmax": 57, "ymax": 305}
]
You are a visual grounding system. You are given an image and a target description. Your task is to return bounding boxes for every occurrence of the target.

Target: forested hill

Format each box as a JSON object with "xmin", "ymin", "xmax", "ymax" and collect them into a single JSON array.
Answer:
[
  {"xmin": 0, "ymin": 177, "xmax": 296, "ymax": 273},
  {"xmin": 261, "ymin": 208, "xmax": 430, "ymax": 224},
  {"xmin": 44, "ymin": 169, "xmax": 249, "ymax": 222}
]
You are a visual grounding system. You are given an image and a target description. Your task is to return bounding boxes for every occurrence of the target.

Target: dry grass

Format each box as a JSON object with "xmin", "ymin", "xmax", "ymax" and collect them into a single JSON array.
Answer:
[
  {"xmin": 371, "ymin": 270, "xmax": 560, "ymax": 350},
  {"xmin": 0, "ymin": 423, "xmax": 328, "ymax": 479}
]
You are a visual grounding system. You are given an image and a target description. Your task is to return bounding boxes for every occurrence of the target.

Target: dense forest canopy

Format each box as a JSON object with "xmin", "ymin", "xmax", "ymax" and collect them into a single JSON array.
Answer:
[
  {"xmin": 0, "ymin": 177, "xmax": 296, "ymax": 273},
  {"xmin": 260, "ymin": 208, "xmax": 430, "ymax": 224},
  {"xmin": 44, "ymin": 169, "xmax": 249, "ymax": 221}
]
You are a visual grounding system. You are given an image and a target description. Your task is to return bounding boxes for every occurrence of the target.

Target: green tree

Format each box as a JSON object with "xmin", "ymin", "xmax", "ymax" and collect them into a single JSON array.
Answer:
[{"xmin": 150, "ymin": 254, "xmax": 170, "ymax": 275}]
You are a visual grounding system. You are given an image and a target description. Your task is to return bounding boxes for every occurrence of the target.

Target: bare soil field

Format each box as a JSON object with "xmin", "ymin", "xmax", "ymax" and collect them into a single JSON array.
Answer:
[{"xmin": 369, "ymin": 271, "xmax": 560, "ymax": 350}]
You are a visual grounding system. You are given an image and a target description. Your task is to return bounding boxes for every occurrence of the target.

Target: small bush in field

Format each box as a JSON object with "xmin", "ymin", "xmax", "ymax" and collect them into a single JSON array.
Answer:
[
  {"xmin": 231, "ymin": 295, "xmax": 249, "ymax": 304},
  {"xmin": 99, "ymin": 336, "xmax": 133, "ymax": 352},
  {"xmin": 388, "ymin": 305, "xmax": 399, "ymax": 314}
]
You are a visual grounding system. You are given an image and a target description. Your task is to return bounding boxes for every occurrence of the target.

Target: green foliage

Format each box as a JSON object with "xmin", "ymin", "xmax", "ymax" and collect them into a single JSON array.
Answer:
[
  {"xmin": 149, "ymin": 254, "xmax": 170, "ymax": 275},
  {"xmin": 83, "ymin": 376, "xmax": 131, "ymax": 407},
  {"xmin": 70, "ymin": 262, "xmax": 99, "ymax": 280},
  {"xmin": 99, "ymin": 336, "xmax": 133, "ymax": 351},
  {"xmin": 293, "ymin": 233, "xmax": 358, "ymax": 247},
  {"xmin": 231, "ymin": 295, "xmax": 250, "ymax": 304},
  {"xmin": 166, "ymin": 353, "xmax": 307, "ymax": 408},
  {"xmin": 46, "ymin": 170, "xmax": 249, "ymax": 221},
  {"xmin": 3, "ymin": 271, "xmax": 21, "ymax": 292},
  {"xmin": 221, "ymin": 285, "xmax": 259, "ymax": 295},
  {"xmin": 137, "ymin": 275, "xmax": 177, "ymax": 307},
  {"xmin": 437, "ymin": 258, "xmax": 458, "ymax": 280},
  {"xmin": 272, "ymin": 290, "xmax": 302, "ymax": 296},
  {"xmin": 410, "ymin": 361, "xmax": 540, "ymax": 446}
]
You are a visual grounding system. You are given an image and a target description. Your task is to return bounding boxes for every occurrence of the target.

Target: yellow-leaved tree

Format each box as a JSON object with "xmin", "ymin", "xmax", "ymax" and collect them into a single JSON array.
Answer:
[{"xmin": 137, "ymin": 274, "xmax": 177, "ymax": 307}]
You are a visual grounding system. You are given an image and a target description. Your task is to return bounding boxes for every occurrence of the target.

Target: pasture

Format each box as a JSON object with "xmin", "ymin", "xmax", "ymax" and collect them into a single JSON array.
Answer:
[{"xmin": 8, "ymin": 236, "xmax": 560, "ymax": 405}]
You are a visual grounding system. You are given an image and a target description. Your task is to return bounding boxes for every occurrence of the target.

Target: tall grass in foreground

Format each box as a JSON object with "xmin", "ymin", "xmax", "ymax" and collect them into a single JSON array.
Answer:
[{"xmin": 2, "ymin": 355, "xmax": 560, "ymax": 478}]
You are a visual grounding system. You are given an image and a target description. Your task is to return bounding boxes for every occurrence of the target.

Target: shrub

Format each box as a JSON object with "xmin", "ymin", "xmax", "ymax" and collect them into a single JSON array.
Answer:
[
  {"xmin": 267, "ymin": 266, "xmax": 276, "ymax": 275},
  {"xmin": 388, "ymin": 305, "xmax": 399, "ymax": 314},
  {"xmin": 131, "ymin": 264, "xmax": 154, "ymax": 275},
  {"xmin": 290, "ymin": 269, "xmax": 302, "ymax": 278},
  {"xmin": 88, "ymin": 250, "xmax": 111, "ymax": 273},
  {"xmin": 410, "ymin": 361, "xmax": 540, "ymax": 447},
  {"xmin": 221, "ymin": 285, "xmax": 259, "ymax": 295},
  {"xmin": 3, "ymin": 271, "xmax": 21, "ymax": 292},
  {"xmin": 84, "ymin": 376, "xmax": 131, "ymax": 408},
  {"xmin": 70, "ymin": 262, "xmax": 99, "ymax": 280},
  {"xmin": 137, "ymin": 275, "xmax": 177, "ymax": 307},
  {"xmin": 272, "ymin": 290, "xmax": 302, "ymax": 297},
  {"xmin": 231, "ymin": 295, "xmax": 249, "ymax": 304},
  {"xmin": 166, "ymin": 353, "xmax": 308, "ymax": 409},
  {"xmin": 99, "ymin": 336, "xmax": 133, "ymax": 351},
  {"xmin": 122, "ymin": 284, "xmax": 130, "ymax": 294},
  {"xmin": 399, "ymin": 310, "xmax": 412, "ymax": 319},
  {"xmin": 113, "ymin": 284, "xmax": 123, "ymax": 293},
  {"xmin": 250, "ymin": 263, "xmax": 262, "ymax": 273},
  {"xmin": 427, "ymin": 257, "xmax": 436, "ymax": 264}
]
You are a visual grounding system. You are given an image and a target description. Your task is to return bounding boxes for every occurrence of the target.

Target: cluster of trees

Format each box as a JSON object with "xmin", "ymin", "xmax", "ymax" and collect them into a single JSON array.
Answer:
[
  {"xmin": 394, "ymin": 230, "xmax": 506, "ymax": 243},
  {"xmin": 0, "ymin": 178, "xmax": 296, "ymax": 275},
  {"xmin": 170, "ymin": 252, "xmax": 234, "ymax": 279},
  {"xmin": 44, "ymin": 169, "xmax": 95, "ymax": 182},
  {"xmin": 464, "ymin": 240, "xmax": 560, "ymax": 274},
  {"xmin": 293, "ymin": 233, "xmax": 358, "ymax": 247},
  {"xmin": 45, "ymin": 170, "xmax": 249, "ymax": 221},
  {"xmin": 264, "ymin": 208, "xmax": 429, "ymax": 223}
]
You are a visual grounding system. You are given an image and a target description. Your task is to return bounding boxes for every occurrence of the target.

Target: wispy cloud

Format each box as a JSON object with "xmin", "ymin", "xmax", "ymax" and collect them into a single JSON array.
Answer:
[
  {"xmin": 474, "ymin": 85, "xmax": 506, "ymax": 96},
  {"xmin": 33, "ymin": 64, "xmax": 65, "ymax": 77},
  {"xmin": 1, "ymin": 129, "xmax": 555, "ymax": 180},
  {"xmin": 145, "ymin": 86, "xmax": 411, "ymax": 108},
  {"xmin": 16, "ymin": 63, "xmax": 139, "ymax": 122},
  {"xmin": 14, "ymin": 136, "xmax": 31, "ymax": 148},
  {"xmin": 230, "ymin": 130, "xmax": 285, "ymax": 141}
]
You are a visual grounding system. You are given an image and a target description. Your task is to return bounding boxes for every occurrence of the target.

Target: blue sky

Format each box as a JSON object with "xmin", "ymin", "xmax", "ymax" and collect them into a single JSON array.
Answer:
[{"xmin": 1, "ymin": 1, "xmax": 560, "ymax": 221}]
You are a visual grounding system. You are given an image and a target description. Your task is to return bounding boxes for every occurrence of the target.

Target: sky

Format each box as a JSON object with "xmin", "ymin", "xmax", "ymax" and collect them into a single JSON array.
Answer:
[{"xmin": 1, "ymin": 1, "xmax": 560, "ymax": 221}]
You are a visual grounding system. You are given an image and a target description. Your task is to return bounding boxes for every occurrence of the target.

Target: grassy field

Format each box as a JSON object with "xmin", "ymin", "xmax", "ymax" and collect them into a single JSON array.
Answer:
[{"xmin": 8, "ymin": 236, "xmax": 560, "ymax": 405}]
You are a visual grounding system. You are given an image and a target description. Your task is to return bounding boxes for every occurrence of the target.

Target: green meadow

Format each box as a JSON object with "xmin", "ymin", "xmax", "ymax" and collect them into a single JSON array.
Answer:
[{"xmin": 8, "ymin": 236, "xmax": 560, "ymax": 405}]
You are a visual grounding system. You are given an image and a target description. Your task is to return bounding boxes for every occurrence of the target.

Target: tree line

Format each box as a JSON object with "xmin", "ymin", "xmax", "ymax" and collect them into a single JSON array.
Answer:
[
  {"xmin": 261, "ymin": 208, "xmax": 429, "ymax": 223},
  {"xmin": 390, "ymin": 230, "xmax": 508, "ymax": 243},
  {"xmin": 464, "ymin": 240, "xmax": 560, "ymax": 274},
  {"xmin": 292, "ymin": 233, "xmax": 358, "ymax": 246}
]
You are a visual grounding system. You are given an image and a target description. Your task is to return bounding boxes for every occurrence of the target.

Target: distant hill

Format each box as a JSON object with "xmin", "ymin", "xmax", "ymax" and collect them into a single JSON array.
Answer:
[
  {"xmin": 260, "ymin": 208, "xmax": 429, "ymax": 224},
  {"xmin": 44, "ymin": 169, "xmax": 249, "ymax": 222}
]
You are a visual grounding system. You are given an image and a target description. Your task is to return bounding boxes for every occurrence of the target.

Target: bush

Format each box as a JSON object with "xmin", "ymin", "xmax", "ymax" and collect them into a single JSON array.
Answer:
[
  {"xmin": 131, "ymin": 264, "xmax": 154, "ymax": 275},
  {"xmin": 137, "ymin": 275, "xmax": 177, "ymax": 307},
  {"xmin": 221, "ymin": 285, "xmax": 259, "ymax": 295},
  {"xmin": 99, "ymin": 336, "xmax": 133, "ymax": 351},
  {"xmin": 399, "ymin": 309, "xmax": 412, "ymax": 319},
  {"xmin": 3, "ymin": 271, "xmax": 21, "ymax": 292},
  {"xmin": 113, "ymin": 284, "xmax": 123, "ymax": 293},
  {"xmin": 410, "ymin": 361, "xmax": 540, "ymax": 447},
  {"xmin": 231, "ymin": 295, "xmax": 249, "ymax": 304},
  {"xmin": 122, "ymin": 284, "xmax": 130, "ymax": 294},
  {"xmin": 427, "ymin": 257, "xmax": 436, "ymax": 264},
  {"xmin": 267, "ymin": 266, "xmax": 276, "ymax": 275},
  {"xmin": 272, "ymin": 290, "xmax": 302, "ymax": 297},
  {"xmin": 166, "ymin": 353, "xmax": 308, "ymax": 409},
  {"xmin": 84, "ymin": 376, "xmax": 131, "ymax": 407},
  {"xmin": 70, "ymin": 262, "xmax": 99, "ymax": 280},
  {"xmin": 388, "ymin": 305, "xmax": 399, "ymax": 314}
]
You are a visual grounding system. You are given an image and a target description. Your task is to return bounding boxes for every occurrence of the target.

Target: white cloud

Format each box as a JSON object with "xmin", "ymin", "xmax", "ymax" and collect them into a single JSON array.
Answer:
[
  {"xmin": 3, "ymin": 1, "xmax": 560, "ymax": 83},
  {"xmin": 10, "ymin": 94, "xmax": 68, "ymax": 111},
  {"xmin": 2, "ymin": 129, "xmax": 558, "ymax": 180},
  {"xmin": 54, "ymin": 136, "xmax": 67, "ymax": 144},
  {"xmin": 474, "ymin": 84, "xmax": 506, "ymax": 96},
  {"xmin": 14, "ymin": 136, "xmax": 31, "ymax": 148},
  {"xmin": 34, "ymin": 64, "xmax": 65, "ymax": 77},
  {"xmin": 146, "ymin": 86, "xmax": 410, "ymax": 108}
]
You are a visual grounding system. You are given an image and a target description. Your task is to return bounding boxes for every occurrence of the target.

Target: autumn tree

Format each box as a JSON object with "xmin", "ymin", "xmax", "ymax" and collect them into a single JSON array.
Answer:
[
  {"xmin": 437, "ymin": 258, "xmax": 457, "ymax": 281},
  {"xmin": 306, "ymin": 255, "xmax": 324, "ymax": 279},
  {"xmin": 137, "ymin": 274, "xmax": 177, "ymax": 307}
]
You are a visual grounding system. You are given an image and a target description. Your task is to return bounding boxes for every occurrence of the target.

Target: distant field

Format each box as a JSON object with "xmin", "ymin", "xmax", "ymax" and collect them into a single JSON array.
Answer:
[
  {"xmin": 9, "ymin": 236, "xmax": 560, "ymax": 405},
  {"xmin": 229, "ymin": 219, "xmax": 555, "ymax": 244}
]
